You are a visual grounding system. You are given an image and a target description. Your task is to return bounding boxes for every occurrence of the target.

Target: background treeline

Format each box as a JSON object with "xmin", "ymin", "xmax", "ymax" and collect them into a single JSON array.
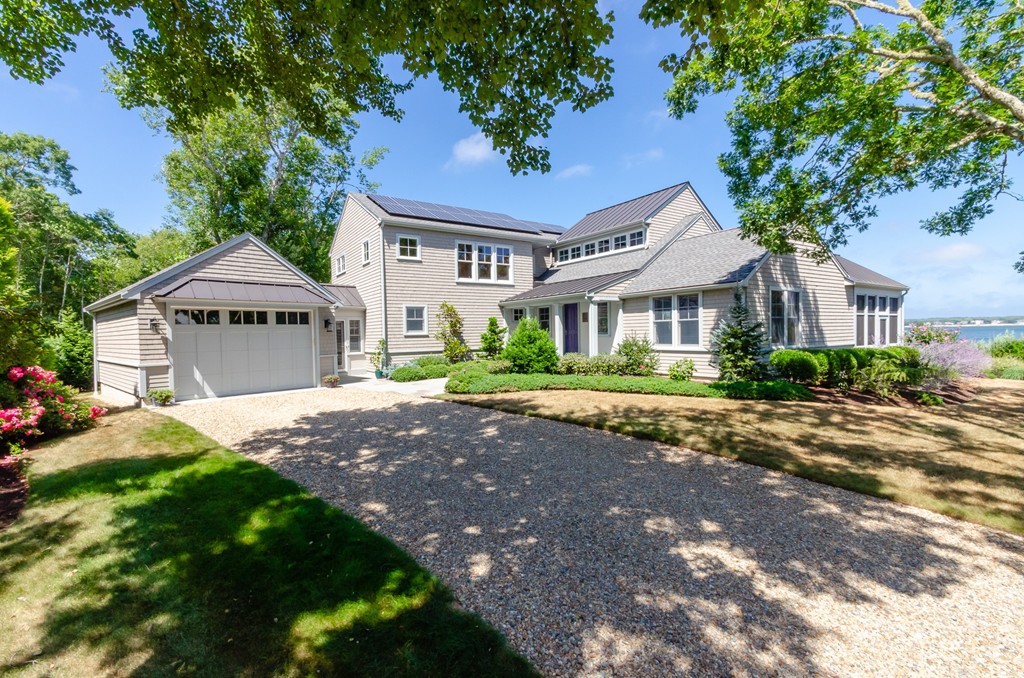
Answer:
[{"xmin": 0, "ymin": 97, "xmax": 379, "ymax": 389}]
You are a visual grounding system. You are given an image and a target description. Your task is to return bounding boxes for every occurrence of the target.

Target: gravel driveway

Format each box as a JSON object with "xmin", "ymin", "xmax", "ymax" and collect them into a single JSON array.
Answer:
[{"xmin": 165, "ymin": 388, "xmax": 1024, "ymax": 676}]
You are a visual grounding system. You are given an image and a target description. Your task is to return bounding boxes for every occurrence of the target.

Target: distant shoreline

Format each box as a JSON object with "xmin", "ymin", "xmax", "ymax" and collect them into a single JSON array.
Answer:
[{"xmin": 908, "ymin": 322, "xmax": 1024, "ymax": 327}]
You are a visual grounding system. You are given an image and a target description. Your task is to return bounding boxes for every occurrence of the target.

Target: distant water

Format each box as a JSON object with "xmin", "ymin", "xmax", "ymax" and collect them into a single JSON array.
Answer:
[{"xmin": 920, "ymin": 325, "xmax": 1024, "ymax": 342}]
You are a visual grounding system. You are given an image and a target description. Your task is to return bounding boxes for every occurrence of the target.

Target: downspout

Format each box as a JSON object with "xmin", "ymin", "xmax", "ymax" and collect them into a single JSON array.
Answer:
[
  {"xmin": 86, "ymin": 308, "xmax": 98, "ymax": 396},
  {"xmin": 379, "ymin": 226, "xmax": 388, "ymax": 348}
]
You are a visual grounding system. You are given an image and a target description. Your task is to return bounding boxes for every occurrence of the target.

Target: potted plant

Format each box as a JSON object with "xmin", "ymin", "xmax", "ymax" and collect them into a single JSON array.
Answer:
[
  {"xmin": 321, "ymin": 374, "xmax": 340, "ymax": 388},
  {"xmin": 369, "ymin": 338, "xmax": 389, "ymax": 378},
  {"xmin": 146, "ymin": 388, "xmax": 175, "ymax": 407}
]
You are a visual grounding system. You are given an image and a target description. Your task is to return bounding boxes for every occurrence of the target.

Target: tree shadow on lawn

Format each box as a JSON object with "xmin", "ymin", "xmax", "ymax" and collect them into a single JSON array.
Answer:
[
  {"xmin": 2, "ymin": 418, "xmax": 534, "ymax": 677},
  {"xmin": 223, "ymin": 395, "xmax": 1024, "ymax": 676}
]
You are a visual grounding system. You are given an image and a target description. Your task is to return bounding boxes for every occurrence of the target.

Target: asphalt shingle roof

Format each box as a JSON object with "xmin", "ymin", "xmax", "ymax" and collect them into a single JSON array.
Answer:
[
  {"xmin": 622, "ymin": 229, "xmax": 769, "ymax": 295},
  {"xmin": 557, "ymin": 183, "xmax": 689, "ymax": 243},
  {"xmin": 834, "ymin": 255, "xmax": 908, "ymax": 289}
]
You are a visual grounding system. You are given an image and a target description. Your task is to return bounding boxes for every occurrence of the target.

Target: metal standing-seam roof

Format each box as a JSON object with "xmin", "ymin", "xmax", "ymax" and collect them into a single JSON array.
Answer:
[
  {"xmin": 622, "ymin": 229, "xmax": 769, "ymax": 296},
  {"xmin": 556, "ymin": 182, "xmax": 690, "ymax": 243},
  {"xmin": 502, "ymin": 272, "xmax": 634, "ymax": 303},
  {"xmin": 362, "ymin": 193, "xmax": 565, "ymax": 236},
  {"xmin": 834, "ymin": 255, "xmax": 908, "ymax": 289},
  {"xmin": 154, "ymin": 278, "xmax": 336, "ymax": 305},
  {"xmin": 322, "ymin": 284, "xmax": 366, "ymax": 308}
]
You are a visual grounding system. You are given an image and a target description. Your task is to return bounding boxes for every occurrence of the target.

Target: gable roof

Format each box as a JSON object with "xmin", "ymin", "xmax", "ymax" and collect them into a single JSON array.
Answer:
[
  {"xmin": 834, "ymin": 255, "xmax": 908, "ymax": 289},
  {"xmin": 622, "ymin": 229, "xmax": 769, "ymax": 296},
  {"xmin": 360, "ymin": 192, "xmax": 565, "ymax": 236},
  {"xmin": 85, "ymin": 233, "xmax": 341, "ymax": 313},
  {"xmin": 502, "ymin": 271, "xmax": 633, "ymax": 303},
  {"xmin": 557, "ymin": 182, "xmax": 690, "ymax": 243}
]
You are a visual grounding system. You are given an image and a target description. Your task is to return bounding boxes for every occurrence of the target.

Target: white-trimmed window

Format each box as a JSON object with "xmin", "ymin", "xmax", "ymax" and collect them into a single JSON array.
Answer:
[
  {"xmin": 557, "ymin": 248, "xmax": 570, "ymax": 263},
  {"xmin": 652, "ymin": 294, "xmax": 702, "ymax": 346},
  {"xmin": 231, "ymin": 310, "xmax": 270, "ymax": 325},
  {"xmin": 362, "ymin": 240, "xmax": 370, "ymax": 265},
  {"xmin": 613, "ymin": 234, "xmax": 628, "ymax": 250},
  {"xmin": 629, "ymin": 230, "xmax": 645, "ymax": 247},
  {"xmin": 348, "ymin": 319, "xmax": 362, "ymax": 353},
  {"xmin": 770, "ymin": 289, "xmax": 801, "ymax": 347},
  {"xmin": 856, "ymin": 293, "xmax": 900, "ymax": 346},
  {"xmin": 404, "ymin": 305, "xmax": 427, "ymax": 335},
  {"xmin": 597, "ymin": 302, "xmax": 610, "ymax": 335},
  {"xmin": 512, "ymin": 308, "xmax": 525, "ymax": 322},
  {"xmin": 397, "ymin": 234, "xmax": 420, "ymax": 260},
  {"xmin": 455, "ymin": 241, "xmax": 513, "ymax": 283},
  {"xmin": 584, "ymin": 242, "xmax": 596, "ymax": 257},
  {"xmin": 597, "ymin": 239, "xmax": 610, "ymax": 254},
  {"xmin": 537, "ymin": 306, "xmax": 551, "ymax": 333},
  {"xmin": 335, "ymin": 255, "xmax": 346, "ymax": 275},
  {"xmin": 569, "ymin": 245, "xmax": 582, "ymax": 260}
]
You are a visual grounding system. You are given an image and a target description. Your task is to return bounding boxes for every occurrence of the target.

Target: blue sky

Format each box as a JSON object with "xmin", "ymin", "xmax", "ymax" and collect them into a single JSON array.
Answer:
[{"xmin": 1, "ymin": 5, "xmax": 1021, "ymax": 318}]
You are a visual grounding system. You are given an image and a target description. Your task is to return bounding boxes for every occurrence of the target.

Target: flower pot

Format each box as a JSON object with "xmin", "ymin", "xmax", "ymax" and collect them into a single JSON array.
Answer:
[{"xmin": 374, "ymin": 369, "xmax": 384, "ymax": 378}]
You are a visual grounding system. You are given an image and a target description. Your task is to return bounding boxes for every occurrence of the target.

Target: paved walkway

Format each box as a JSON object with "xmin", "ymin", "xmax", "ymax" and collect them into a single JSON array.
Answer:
[
  {"xmin": 338, "ymin": 374, "xmax": 448, "ymax": 397},
  {"xmin": 164, "ymin": 388, "xmax": 1024, "ymax": 677}
]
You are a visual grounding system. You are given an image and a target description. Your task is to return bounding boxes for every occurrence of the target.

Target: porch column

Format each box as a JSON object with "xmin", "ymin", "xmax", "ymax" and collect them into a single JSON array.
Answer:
[
  {"xmin": 553, "ymin": 304, "xmax": 563, "ymax": 354},
  {"xmin": 613, "ymin": 303, "xmax": 625, "ymax": 348},
  {"xmin": 588, "ymin": 300, "xmax": 599, "ymax": 356}
]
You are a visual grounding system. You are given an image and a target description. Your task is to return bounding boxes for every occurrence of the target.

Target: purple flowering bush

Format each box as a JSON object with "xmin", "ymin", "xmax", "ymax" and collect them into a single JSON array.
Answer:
[{"xmin": 913, "ymin": 340, "xmax": 992, "ymax": 383}]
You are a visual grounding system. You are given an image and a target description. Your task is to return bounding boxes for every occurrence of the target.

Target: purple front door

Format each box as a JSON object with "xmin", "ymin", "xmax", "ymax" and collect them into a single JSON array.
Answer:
[{"xmin": 563, "ymin": 303, "xmax": 579, "ymax": 353}]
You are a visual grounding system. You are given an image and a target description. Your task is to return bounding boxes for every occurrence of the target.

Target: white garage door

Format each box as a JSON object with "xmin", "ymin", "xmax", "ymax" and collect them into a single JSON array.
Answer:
[{"xmin": 170, "ymin": 308, "xmax": 315, "ymax": 400}]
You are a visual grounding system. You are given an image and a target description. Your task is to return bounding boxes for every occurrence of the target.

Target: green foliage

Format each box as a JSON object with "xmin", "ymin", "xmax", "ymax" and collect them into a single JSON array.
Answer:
[
  {"xmin": 905, "ymin": 324, "xmax": 961, "ymax": 345},
  {"xmin": 100, "ymin": 225, "xmax": 191, "ymax": 291},
  {"xmin": 614, "ymin": 334, "xmax": 659, "ymax": 376},
  {"xmin": 321, "ymin": 374, "xmax": 339, "ymax": 386},
  {"xmin": 854, "ymin": 357, "xmax": 919, "ymax": 398},
  {"xmin": 445, "ymin": 371, "xmax": 812, "ymax": 401},
  {"xmin": 2, "ymin": 0, "xmax": 613, "ymax": 175},
  {"xmin": 917, "ymin": 392, "xmax": 945, "ymax": 407},
  {"xmin": 556, "ymin": 352, "xmax": 628, "ymax": 376},
  {"xmin": 129, "ymin": 96, "xmax": 382, "ymax": 282},
  {"xmin": 390, "ymin": 364, "xmax": 452, "ymax": 382},
  {"xmin": 2, "ymin": 365, "xmax": 106, "ymax": 455},
  {"xmin": 990, "ymin": 334, "xmax": 1024, "ymax": 360},
  {"xmin": 435, "ymin": 301, "xmax": 472, "ymax": 363},
  {"xmin": 147, "ymin": 388, "xmax": 175, "ymax": 405},
  {"xmin": 0, "ymin": 197, "xmax": 40, "ymax": 368},
  {"xmin": 478, "ymin": 317, "xmax": 508, "ymax": 359},
  {"xmin": 769, "ymin": 350, "xmax": 823, "ymax": 384},
  {"xmin": 369, "ymin": 339, "xmax": 389, "ymax": 371},
  {"xmin": 411, "ymin": 355, "xmax": 450, "ymax": 368},
  {"xmin": 986, "ymin": 356, "xmax": 1024, "ymax": 380},
  {"xmin": 501, "ymin": 318, "xmax": 558, "ymax": 374},
  {"xmin": 652, "ymin": 0, "xmax": 1024, "ymax": 271},
  {"xmin": 667, "ymin": 359, "xmax": 695, "ymax": 382},
  {"xmin": 710, "ymin": 289, "xmax": 767, "ymax": 382},
  {"xmin": 44, "ymin": 311, "xmax": 94, "ymax": 390}
]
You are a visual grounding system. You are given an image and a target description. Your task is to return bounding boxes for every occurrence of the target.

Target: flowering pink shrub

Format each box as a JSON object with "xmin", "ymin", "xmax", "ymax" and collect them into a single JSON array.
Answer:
[
  {"xmin": 905, "ymin": 324, "xmax": 960, "ymax": 345},
  {"xmin": 1, "ymin": 365, "xmax": 107, "ymax": 457}
]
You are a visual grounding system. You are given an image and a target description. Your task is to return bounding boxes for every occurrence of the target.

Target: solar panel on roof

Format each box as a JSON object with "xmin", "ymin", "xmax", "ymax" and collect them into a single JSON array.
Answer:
[{"xmin": 367, "ymin": 194, "xmax": 563, "ymax": 235}]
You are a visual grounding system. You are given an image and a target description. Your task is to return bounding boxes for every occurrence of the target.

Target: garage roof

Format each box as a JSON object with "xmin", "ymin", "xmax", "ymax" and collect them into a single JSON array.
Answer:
[{"xmin": 155, "ymin": 278, "xmax": 336, "ymax": 305}]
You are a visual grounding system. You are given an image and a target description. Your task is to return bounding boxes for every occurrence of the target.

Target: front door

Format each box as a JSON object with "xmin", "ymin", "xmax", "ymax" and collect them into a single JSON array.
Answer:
[
  {"xmin": 335, "ymin": 320, "xmax": 346, "ymax": 372},
  {"xmin": 563, "ymin": 303, "xmax": 579, "ymax": 353}
]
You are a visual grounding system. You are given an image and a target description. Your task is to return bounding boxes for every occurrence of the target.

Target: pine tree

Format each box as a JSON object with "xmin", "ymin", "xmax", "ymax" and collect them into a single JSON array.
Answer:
[
  {"xmin": 479, "ymin": 317, "xmax": 507, "ymax": 359},
  {"xmin": 710, "ymin": 288, "xmax": 767, "ymax": 382}
]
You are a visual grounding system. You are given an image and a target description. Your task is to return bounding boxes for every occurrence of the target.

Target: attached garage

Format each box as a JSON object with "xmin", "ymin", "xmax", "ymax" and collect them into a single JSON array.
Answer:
[{"xmin": 86, "ymin": 233, "xmax": 354, "ymax": 404}]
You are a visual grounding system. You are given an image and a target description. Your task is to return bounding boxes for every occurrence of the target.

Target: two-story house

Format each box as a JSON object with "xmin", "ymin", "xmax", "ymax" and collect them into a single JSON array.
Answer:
[{"xmin": 88, "ymin": 182, "xmax": 907, "ymax": 402}]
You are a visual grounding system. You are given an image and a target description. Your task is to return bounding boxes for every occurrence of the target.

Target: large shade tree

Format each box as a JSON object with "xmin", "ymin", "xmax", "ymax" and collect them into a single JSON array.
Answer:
[
  {"xmin": 643, "ymin": 0, "xmax": 1024, "ymax": 269},
  {"xmin": 1, "ymin": 0, "xmax": 615, "ymax": 173}
]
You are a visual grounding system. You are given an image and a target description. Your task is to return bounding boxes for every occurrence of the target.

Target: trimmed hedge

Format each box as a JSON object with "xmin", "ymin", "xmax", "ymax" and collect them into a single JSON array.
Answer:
[
  {"xmin": 556, "ymin": 352, "xmax": 628, "ymax": 376},
  {"xmin": 769, "ymin": 347, "xmax": 921, "ymax": 386},
  {"xmin": 390, "ymin": 364, "xmax": 452, "ymax": 382},
  {"xmin": 445, "ymin": 372, "xmax": 812, "ymax": 401}
]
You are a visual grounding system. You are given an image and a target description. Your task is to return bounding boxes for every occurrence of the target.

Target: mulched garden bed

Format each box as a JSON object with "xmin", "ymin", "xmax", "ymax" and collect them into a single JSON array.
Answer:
[
  {"xmin": 0, "ymin": 456, "xmax": 28, "ymax": 531},
  {"xmin": 807, "ymin": 381, "xmax": 977, "ymax": 408}
]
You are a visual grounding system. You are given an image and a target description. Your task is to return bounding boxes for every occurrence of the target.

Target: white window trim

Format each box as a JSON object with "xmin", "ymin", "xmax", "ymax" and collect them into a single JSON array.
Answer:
[
  {"xmin": 396, "ymin": 233, "xmax": 421, "ymax": 261},
  {"xmin": 335, "ymin": 254, "xmax": 346, "ymax": 275},
  {"xmin": 454, "ymin": 240, "xmax": 515, "ymax": 285},
  {"xmin": 362, "ymin": 240, "xmax": 371, "ymax": 265},
  {"xmin": 403, "ymin": 304, "xmax": 429, "ymax": 336},
  {"xmin": 648, "ymin": 292, "xmax": 703, "ymax": 349},
  {"xmin": 769, "ymin": 286, "xmax": 803, "ymax": 348},
  {"xmin": 348, "ymin": 318, "xmax": 362, "ymax": 353},
  {"xmin": 854, "ymin": 288, "xmax": 903, "ymax": 347},
  {"xmin": 556, "ymin": 227, "xmax": 647, "ymax": 266},
  {"xmin": 596, "ymin": 301, "xmax": 610, "ymax": 336}
]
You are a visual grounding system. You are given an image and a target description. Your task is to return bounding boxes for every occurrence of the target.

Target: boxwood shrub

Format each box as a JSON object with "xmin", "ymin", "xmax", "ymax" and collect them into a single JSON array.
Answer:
[{"xmin": 769, "ymin": 347, "xmax": 922, "ymax": 388}]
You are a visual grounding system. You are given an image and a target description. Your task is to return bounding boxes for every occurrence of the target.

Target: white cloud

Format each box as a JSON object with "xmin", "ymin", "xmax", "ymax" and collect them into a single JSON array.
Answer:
[
  {"xmin": 444, "ymin": 132, "xmax": 496, "ymax": 170},
  {"xmin": 919, "ymin": 241, "xmax": 986, "ymax": 264},
  {"xmin": 644, "ymin": 108, "xmax": 672, "ymax": 129},
  {"xmin": 624, "ymin": 147, "xmax": 664, "ymax": 169},
  {"xmin": 555, "ymin": 163, "xmax": 593, "ymax": 180}
]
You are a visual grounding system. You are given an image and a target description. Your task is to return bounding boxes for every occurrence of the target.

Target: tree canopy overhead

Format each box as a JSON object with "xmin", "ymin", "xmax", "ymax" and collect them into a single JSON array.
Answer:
[
  {"xmin": 644, "ymin": 0, "xmax": 1024, "ymax": 269},
  {"xmin": 0, "ymin": 0, "xmax": 615, "ymax": 174}
]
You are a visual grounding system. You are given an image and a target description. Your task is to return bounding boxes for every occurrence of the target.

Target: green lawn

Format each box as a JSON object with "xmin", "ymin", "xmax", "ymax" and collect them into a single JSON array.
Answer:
[{"xmin": 0, "ymin": 408, "xmax": 535, "ymax": 677}]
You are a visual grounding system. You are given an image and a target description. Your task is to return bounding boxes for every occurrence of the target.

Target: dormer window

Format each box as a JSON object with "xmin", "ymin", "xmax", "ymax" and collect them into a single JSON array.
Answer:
[
  {"xmin": 597, "ymin": 239, "xmax": 610, "ymax": 253},
  {"xmin": 558, "ymin": 249, "xmax": 570, "ymax": 263},
  {"xmin": 584, "ymin": 242, "xmax": 596, "ymax": 257},
  {"xmin": 629, "ymin": 230, "xmax": 644, "ymax": 247},
  {"xmin": 569, "ymin": 245, "xmax": 582, "ymax": 260},
  {"xmin": 613, "ymin": 234, "xmax": 627, "ymax": 250},
  {"xmin": 555, "ymin": 228, "xmax": 646, "ymax": 265}
]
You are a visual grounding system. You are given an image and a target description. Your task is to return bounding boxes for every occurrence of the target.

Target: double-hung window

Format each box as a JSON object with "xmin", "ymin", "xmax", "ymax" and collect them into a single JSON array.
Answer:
[
  {"xmin": 457, "ymin": 242, "xmax": 512, "ymax": 283},
  {"xmin": 652, "ymin": 296, "xmax": 674, "ymax": 345},
  {"xmin": 404, "ymin": 305, "xmax": 427, "ymax": 335},
  {"xmin": 537, "ymin": 307, "xmax": 551, "ymax": 333},
  {"xmin": 596, "ymin": 302, "xmax": 610, "ymax": 335},
  {"xmin": 770, "ymin": 290, "xmax": 801, "ymax": 347},
  {"xmin": 457, "ymin": 243, "xmax": 474, "ymax": 279},
  {"xmin": 495, "ymin": 246, "xmax": 511, "ymax": 281},
  {"xmin": 335, "ymin": 255, "xmax": 346, "ymax": 275},
  {"xmin": 477, "ymin": 245, "xmax": 493, "ymax": 279},
  {"xmin": 397, "ymin": 234, "xmax": 420, "ymax": 260},
  {"xmin": 677, "ymin": 294, "xmax": 699, "ymax": 345},
  {"xmin": 349, "ymin": 319, "xmax": 362, "ymax": 353},
  {"xmin": 362, "ymin": 240, "xmax": 370, "ymax": 265}
]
